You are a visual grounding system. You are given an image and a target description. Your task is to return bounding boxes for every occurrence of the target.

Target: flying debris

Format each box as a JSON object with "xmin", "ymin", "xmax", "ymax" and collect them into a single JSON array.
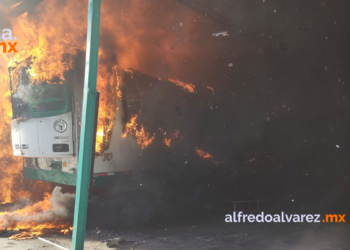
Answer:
[{"xmin": 212, "ymin": 31, "xmax": 229, "ymax": 37}]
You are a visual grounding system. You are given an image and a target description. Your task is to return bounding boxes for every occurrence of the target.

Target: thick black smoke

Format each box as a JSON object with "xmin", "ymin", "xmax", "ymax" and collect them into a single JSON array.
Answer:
[{"xmin": 84, "ymin": 0, "xmax": 350, "ymax": 229}]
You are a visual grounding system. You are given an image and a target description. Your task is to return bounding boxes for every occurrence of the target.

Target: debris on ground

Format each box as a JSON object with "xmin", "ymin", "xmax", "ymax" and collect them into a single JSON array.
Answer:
[
  {"xmin": 212, "ymin": 31, "xmax": 229, "ymax": 37},
  {"xmin": 106, "ymin": 237, "xmax": 135, "ymax": 248}
]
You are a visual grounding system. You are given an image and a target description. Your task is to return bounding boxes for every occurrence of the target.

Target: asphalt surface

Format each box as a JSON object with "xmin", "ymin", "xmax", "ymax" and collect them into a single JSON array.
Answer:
[{"xmin": 1, "ymin": 216, "xmax": 350, "ymax": 250}]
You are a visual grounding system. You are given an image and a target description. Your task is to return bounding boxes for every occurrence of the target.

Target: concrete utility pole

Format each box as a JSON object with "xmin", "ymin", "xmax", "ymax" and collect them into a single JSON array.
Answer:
[{"xmin": 71, "ymin": 0, "xmax": 101, "ymax": 249}]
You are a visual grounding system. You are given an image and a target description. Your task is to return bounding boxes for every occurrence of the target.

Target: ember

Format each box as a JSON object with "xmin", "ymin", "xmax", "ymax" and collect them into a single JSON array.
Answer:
[{"xmin": 195, "ymin": 147, "xmax": 214, "ymax": 160}]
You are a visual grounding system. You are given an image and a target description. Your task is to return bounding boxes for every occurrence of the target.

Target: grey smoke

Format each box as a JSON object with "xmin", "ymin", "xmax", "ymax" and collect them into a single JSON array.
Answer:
[
  {"xmin": 0, "ymin": 186, "xmax": 75, "ymax": 230},
  {"xmin": 13, "ymin": 84, "xmax": 46, "ymax": 103}
]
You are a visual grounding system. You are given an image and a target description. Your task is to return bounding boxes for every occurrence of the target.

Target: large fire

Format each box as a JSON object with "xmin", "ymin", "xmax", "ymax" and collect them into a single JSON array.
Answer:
[
  {"xmin": 0, "ymin": 0, "xmax": 220, "ymax": 239},
  {"xmin": 95, "ymin": 66, "xmax": 123, "ymax": 154},
  {"xmin": 0, "ymin": 76, "xmax": 29, "ymax": 204},
  {"xmin": 0, "ymin": 0, "xmax": 89, "ymax": 238},
  {"xmin": 0, "ymin": 187, "xmax": 74, "ymax": 240}
]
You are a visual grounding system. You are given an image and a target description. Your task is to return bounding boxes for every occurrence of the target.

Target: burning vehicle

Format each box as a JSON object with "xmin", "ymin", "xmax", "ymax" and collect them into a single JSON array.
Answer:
[
  {"xmin": 7, "ymin": 57, "xmax": 148, "ymax": 187},
  {"xmin": 1, "ymin": 0, "xmax": 350, "ymax": 247}
]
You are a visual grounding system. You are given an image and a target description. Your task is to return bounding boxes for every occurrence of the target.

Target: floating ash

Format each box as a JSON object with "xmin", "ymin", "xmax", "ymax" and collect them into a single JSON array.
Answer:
[{"xmin": 0, "ymin": 187, "xmax": 75, "ymax": 240}]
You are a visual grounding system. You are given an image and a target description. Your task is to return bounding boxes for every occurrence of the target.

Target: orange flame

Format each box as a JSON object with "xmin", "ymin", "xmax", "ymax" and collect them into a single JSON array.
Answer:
[
  {"xmin": 123, "ymin": 115, "xmax": 155, "ymax": 149},
  {"xmin": 0, "ymin": 189, "xmax": 72, "ymax": 240},
  {"xmin": 11, "ymin": 0, "xmax": 87, "ymax": 83},
  {"xmin": 168, "ymin": 78, "xmax": 195, "ymax": 93},
  {"xmin": 60, "ymin": 227, "xmax": 73, "ymax": 235},
  {"xmin": 0, "ymin": 77, "xmax": 29, "ymax": 203},
  {"xmin": 0, "ymin": 0, "xmax": 221, "ymax": 238},
  {"xmin": 95, "ymin": 66, "xmax": 123, "ymax": 154},
  {"xmin": 164, "ymin": 138, "xmax": 171, "ymax": 147},
  {"xmin": 163, "ymin": 130, "xmax": 180, "ymax": 147},
  {"xmin": 195, "ymin": 147, "xmax": 224, "ymax": 165}
]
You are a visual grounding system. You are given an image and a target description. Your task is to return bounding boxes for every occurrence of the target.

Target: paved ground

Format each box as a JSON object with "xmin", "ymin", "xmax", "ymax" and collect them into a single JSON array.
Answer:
[{"xmin": 1, "ymin": 216, "xmax": 350, "ymax": 250}]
